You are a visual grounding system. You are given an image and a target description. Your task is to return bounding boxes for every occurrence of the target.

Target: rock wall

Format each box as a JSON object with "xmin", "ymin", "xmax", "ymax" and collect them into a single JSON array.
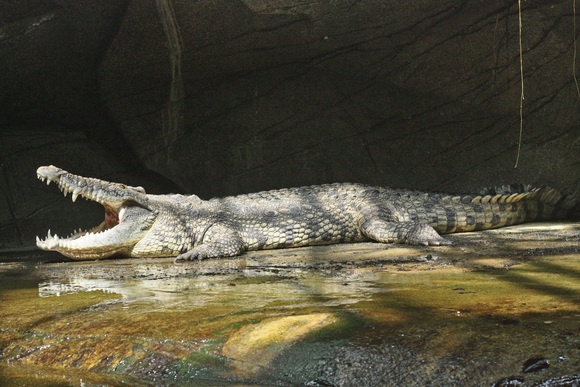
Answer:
[{"xmin": 1, "ymin": 0, "xmax": 579, "ymax": 248}]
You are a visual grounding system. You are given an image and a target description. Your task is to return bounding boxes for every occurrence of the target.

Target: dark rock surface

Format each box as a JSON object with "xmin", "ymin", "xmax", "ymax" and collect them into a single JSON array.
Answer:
[{"xmin": 1, "ymin": 0, "xmax": 579, "ymax": 248}]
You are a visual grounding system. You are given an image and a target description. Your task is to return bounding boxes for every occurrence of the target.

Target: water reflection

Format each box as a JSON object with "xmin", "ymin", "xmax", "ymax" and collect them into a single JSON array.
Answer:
[{"xmin": 37, "ymin": 268, "xmax": 390, "ymax": 312}]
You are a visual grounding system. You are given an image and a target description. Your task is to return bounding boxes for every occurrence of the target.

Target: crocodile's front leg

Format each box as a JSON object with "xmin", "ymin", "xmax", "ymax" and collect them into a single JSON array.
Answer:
[{"xmin": 175, "ymin": 224, "xmax": 245, "ymax": 261}]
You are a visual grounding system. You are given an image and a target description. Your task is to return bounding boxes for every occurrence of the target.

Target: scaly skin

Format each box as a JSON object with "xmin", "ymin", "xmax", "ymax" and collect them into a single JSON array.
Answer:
[{"xmin": 35, "ymin": 165, "xmax": 574, "ymax": 261}]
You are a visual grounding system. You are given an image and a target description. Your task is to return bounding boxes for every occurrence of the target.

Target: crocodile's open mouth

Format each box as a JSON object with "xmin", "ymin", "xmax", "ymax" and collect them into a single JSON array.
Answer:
[
  {"xmin": 36, "ymin": 172, "xmax": 120, "ymax": 242},
  {"xmin": 35, "ymin": 166, "xmax": 155, "ymax": 260}
]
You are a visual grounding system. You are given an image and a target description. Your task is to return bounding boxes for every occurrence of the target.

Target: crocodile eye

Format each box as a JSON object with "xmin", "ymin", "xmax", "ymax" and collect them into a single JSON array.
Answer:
[{"xmin": 118, "ymin": 184, "xmax": 126, "ymax": 189}]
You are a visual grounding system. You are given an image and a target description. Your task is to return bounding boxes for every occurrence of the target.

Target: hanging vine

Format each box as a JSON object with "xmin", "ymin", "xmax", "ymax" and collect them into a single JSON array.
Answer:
[
  {"xmin": 574, "ymin": 0, "xmax": 580, "ymax": 99},
  {"xmin": 514, "ymin": 0, "xmax": 524, "ymax": 168}
]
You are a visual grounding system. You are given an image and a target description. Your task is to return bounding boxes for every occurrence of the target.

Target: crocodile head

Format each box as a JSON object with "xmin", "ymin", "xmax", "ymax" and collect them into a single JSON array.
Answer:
[{"xmin": 36, "ymin": 165, "xmax": 157, "ymax": 260}]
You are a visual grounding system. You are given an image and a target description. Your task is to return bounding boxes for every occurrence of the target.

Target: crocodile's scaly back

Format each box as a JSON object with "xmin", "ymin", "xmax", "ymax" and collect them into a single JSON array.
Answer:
[{"xmin": 35, "ymin": 166, "xmax": 578, "ymax": 261}]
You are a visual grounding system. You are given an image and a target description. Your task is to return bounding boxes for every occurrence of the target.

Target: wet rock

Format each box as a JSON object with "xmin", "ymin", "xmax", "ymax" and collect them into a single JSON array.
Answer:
[
  {"xmin": 1, "ymin": 224, "xmax": 580, "ymax": 385},
  {"xmin": 492, "ymin": 376, "xmax": 525, "ymax": 387},
  {"xmin": 222, "ymin": 313, "xmax": 337, "ymax": 376},
  {"xmin": 531, "ymin": 374, "xmax": 580, "ymax": 387},
  {"xmin": 522, "ymin": 357, "xmax": 550, "ymax": 373}
]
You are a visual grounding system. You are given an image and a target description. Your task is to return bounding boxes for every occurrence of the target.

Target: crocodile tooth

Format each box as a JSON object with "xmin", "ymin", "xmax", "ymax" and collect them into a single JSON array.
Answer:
[
  {"xmin": 72, "ymin": 190, "xmax": 80, "ymax": 202},
  {"xmin": 47, "ymin": 229, "xmax": 52, "ymax": 238},
  {"xmin": 36, "ymin": 236, "xmax": 40, "ymax": 244},
  {"xmin": 47, "ymin": 179, "xmax": 51, "ymax": 186}
]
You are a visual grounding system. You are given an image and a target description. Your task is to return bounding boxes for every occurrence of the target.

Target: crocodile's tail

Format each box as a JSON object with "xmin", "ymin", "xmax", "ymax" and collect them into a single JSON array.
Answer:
[{"xmin": 479, "ymin": 184, "xmax": 580, "ymax": 222}]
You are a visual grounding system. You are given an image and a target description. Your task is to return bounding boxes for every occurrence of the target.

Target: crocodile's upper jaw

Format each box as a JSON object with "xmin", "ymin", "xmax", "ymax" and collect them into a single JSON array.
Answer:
[{"xmin": 36, "ymin": 166, "xmax": 156, "ymax": 260}]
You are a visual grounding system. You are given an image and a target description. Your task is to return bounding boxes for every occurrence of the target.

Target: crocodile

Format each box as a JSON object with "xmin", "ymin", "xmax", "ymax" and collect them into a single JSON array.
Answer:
[{"xmin": 35, "ymin": 165, "xmax": 578, "ymax": 261}]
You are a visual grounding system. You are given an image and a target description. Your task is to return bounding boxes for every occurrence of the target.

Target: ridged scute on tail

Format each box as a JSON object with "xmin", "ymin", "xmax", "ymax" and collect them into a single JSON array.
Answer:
[{"xmin": 478, "ymin": 184, "xmax": 579, "ymax": 221}]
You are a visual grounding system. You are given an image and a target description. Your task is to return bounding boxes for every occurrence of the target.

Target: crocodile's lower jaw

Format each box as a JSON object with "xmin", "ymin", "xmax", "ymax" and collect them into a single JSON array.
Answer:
[
  {"xmin": 36, "ymin": 227, "xmax": 131, "ymax": 260},
  {"xmin": 52, "ymin": 245, "xmax": 131, "ymax": 260}
]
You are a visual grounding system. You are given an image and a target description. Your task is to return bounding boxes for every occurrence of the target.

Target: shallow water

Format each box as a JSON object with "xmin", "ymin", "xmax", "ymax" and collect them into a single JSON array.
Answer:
[{"xmin": 1, "ymin": 223, "xmax": 579, "ymax": 386}]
